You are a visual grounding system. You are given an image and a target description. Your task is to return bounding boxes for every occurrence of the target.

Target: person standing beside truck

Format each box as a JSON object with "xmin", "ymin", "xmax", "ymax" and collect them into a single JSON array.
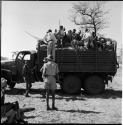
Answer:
[
  {"xmin": 22, "ymin": 61, "xmax": 32, "ymax": 97},
  {"xmin": 42, "ymin": 55, "xmax": 59, "ymax": 110},
  {"xmin": 40, "ymin": 57, "xmax": 48, "ymax": 98},
  {"xmin": 43, "ymin": 29, "xmax": 57, "ymax": 61}
]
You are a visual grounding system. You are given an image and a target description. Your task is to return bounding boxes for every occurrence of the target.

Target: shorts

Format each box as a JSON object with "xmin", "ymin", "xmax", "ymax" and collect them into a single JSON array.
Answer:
[{"xmin": 44, "ymin": 76, "xmax": 57, "ymax": 90}]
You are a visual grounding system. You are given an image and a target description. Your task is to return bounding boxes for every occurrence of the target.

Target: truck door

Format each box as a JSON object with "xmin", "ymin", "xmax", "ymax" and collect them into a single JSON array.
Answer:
[{"xmin": 16, "ymin": 52, "xmax": 31, "ymax": 83}]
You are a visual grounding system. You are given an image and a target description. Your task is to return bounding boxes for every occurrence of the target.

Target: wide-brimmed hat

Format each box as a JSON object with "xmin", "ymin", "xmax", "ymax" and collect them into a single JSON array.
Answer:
[
  {"xmin": 46, "ymin": 55, "xmax": 54, "ymax": 61},
  {"xmin": 1, "ymin": 77, "xmax": 7, "ymax": 88}
]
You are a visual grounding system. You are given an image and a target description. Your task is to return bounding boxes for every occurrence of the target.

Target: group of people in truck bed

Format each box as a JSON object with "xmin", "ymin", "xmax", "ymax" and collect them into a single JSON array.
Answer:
[{"xmin": 37, "ymin": 25, "xmax": 116, "ymax": 52}]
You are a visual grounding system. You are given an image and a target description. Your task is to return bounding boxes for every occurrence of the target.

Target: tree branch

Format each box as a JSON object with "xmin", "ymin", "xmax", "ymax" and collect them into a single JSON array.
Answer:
[{"xmin": 70, "ymin": 1, "xmax": 109, "ymax": 35}]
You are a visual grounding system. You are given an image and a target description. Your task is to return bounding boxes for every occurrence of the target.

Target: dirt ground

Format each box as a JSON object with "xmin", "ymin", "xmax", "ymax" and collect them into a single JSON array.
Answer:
[{"xmin": 5, "ymin": 65, "xmax": 122, "ymax": 124}]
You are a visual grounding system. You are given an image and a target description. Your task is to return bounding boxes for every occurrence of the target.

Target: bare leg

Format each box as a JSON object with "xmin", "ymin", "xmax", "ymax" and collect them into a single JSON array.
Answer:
[
  {"xmin": 46, "ymin": 89, "xmax": 51, "ymax": 110},
  {"xmin": 42, "ymin": 89, "xmax": 46, "ymax": 97},
  {"xmin": 52, "ymin": 90, "xmax": 58, "ymax": 110},
  {"xmin": 25, "ymin": 82, "xmax": 29, "ymax": 97},
  {"xmin": 24, "ymin": 78, "xmax": 29, "ymax": 97},
  {"xmin": 52, "ymin": 90, "xmax": 55, "ymax": 108}
]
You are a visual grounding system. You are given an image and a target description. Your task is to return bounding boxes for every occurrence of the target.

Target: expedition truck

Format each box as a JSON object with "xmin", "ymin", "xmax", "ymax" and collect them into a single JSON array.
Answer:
[{"xmin": 1, "ymin": 42, "xmax": 118, "ymax": 94}]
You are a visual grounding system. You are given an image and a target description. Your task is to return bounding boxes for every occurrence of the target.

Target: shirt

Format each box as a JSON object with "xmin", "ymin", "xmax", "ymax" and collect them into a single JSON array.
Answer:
[
  {"xmin": 59, "ymin": 29, "xmax": 65, "ymax": 37},
  {"xmin": 83, "ymin": 32, "xmax": 91, "ymax": 40},
  {"xmin": 42, "ymin": 61, "xmax": 59, "ymax": 76},
  {"xmin": 43, "ymin": 32, "xmax": 57, "ymax": 44}
]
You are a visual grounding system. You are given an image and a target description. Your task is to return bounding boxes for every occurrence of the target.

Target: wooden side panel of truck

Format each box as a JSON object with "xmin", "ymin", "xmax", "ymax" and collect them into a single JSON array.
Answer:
[{"xmin": 37, "ymin": 48, "xmax": 117, "ymax": 74}]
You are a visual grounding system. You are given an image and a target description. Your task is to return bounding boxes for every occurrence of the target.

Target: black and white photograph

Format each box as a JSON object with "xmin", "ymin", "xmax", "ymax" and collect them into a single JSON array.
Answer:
[{"xmin": 1, "ymin": 1, "xmax": 122, "ymax": 124}]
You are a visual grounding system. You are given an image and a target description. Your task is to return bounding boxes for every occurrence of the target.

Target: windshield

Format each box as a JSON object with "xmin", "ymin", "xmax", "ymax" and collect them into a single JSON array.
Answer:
[
  {"xmin": 11, "ymin": 51, "xmax": 19, "ymax": 60},
  {"xmin": 16, "ymin": 52, "xmax": 31, "ymax": 61}
]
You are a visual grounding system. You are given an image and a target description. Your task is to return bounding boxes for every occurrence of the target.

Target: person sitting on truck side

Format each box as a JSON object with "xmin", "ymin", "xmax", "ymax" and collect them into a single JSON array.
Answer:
[
  {"xmin": 54, "ymin": 29, "xmax": 58, "ymax": 37},
  {"xmin": 36, "ymin": 39, "xmax": 47, "ymax": 51},
  {"xmin": 22, "ymin": 60, "xmax": 33, "ymax": 97},
  {"xmin": 43, "ymin": 29, "xmax": 57, "ymax": 61},
  {"xmin": 1, "ymin": 78, "xmax": 27, "ymax": 124},
  {"xmin": 82, "ymin": 28, "xmax": 91, "ymax": 50},
  {"xmin": 42, "ymin": 55, "xmax": 59, "ymax": 111},
  {"xmin": 67, "ymin": 30, "xmax": 73, "ymax": 42},
  {"xmin": 105, "ymin": 39, "xmax": 113, "ymax": 51},
  {"xmin": 104, "ymin": 38, "xmax": 117, "ymax": 52},
  {"xmin": 62, "ymin": 32, "xmax": 71, "ymax": 47},
  {"xmin": 57, "ymin": 26, "xmax": 65, "ymax": 48},
  {"xmin": 76, "ymin": 30, "xmax": 82, "ymax": 41},
  {"xmin": 54, "ymin": 29, "xmax": 59, "ymax": 42},
  {"xmin": 98, "ymin": 37, "xmax": 107, "ymax": 51},
  {"xmin": 88, "ymin": 31, "xmax": 96, "ymax": 49},
  {"xmin": 72, "ymin": 29, "xmax": 76, "ymax": 40}
]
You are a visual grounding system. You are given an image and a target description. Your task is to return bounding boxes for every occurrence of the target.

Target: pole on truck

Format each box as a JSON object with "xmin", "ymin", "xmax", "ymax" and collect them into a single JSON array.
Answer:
[
  {"xmin": 25, "ymin": 31, "xmax": 42, "ymax": 40},
  {"xmin": 25, "ymin": 31, "xmax": 47, "ymax": 45},
  {"xmin": 59, "ymin": 19, "xmax": 60, "ymax": 30}
]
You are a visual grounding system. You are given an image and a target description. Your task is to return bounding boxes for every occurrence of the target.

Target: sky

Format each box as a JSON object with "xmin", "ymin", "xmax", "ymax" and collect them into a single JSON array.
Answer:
[{"xmin": 1, "ymin": 1, "xmax": 123, "ymax": 58}]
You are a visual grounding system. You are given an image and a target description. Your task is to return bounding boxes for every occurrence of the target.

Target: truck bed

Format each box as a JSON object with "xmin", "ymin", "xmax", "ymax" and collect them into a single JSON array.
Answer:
[{"xmin": 38, "ymin": 47, "xmax": 117, "ymax": 74}]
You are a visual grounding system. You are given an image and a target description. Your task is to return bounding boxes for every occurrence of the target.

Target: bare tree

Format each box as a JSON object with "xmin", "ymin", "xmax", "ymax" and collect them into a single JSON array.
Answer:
[{"xmin": 69, "ymin": 1, "xmax": 109, "ymax": 36}]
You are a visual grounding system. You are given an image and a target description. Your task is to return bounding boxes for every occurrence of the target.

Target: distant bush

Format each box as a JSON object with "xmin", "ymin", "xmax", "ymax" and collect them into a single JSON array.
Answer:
[{"xmin": 1, "ymin": 56, "xmax": 8, "ymax": 60}]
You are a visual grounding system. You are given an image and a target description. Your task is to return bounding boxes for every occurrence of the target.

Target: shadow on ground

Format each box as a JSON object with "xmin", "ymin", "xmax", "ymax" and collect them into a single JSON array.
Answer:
[
  {"xmin": 5, "ymin": 88, "xmax": 122, "ymax": 100},
  {"xmin": 58, "ymin": 109, "xmax": 101, "ymax": 114},
  {"xmin": 55, "ymin": 89, "xmax": 122, "ymax": 100},
  {"xmin": 24, "ymin": 116, "xmax": 36, "ymax": 119},
  {"xmin": 5, "ymin": 88, "xmax": 41, "ymax": 95},
  {"xmin": 81, "ymin": 89, "xmax": 122, "ymax": 99}
]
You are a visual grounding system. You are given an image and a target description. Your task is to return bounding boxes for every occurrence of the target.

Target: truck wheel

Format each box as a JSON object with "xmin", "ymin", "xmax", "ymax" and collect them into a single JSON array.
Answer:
[
  {"xmin": 84, "ymin": 75, "xmax": 105, "ymax": 95},
  {"xmin": 62, "ymin": 75, "xmax": 81, "ymax": 94}
]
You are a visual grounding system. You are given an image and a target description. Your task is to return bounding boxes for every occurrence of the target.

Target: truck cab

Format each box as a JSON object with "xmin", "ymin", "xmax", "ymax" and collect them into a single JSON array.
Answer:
[{"xmin": 1, "ymin": 50, "xmax": 37, "ymax": 88}]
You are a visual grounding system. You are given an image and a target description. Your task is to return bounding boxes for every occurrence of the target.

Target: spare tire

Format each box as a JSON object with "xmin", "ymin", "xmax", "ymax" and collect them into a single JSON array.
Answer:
[{"xmin": 62, "ymin": 75, "xmax": 81, "ymax": 94}]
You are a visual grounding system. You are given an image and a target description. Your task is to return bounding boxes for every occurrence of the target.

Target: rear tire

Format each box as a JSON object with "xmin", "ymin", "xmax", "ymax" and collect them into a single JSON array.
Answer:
[
  {"xmin": 84, "ymin": 75, "xmax": 105, "ymax": 95},
  {"xmin": 62, "ymin": 75, "xmax": 81, "ymax": 94}
]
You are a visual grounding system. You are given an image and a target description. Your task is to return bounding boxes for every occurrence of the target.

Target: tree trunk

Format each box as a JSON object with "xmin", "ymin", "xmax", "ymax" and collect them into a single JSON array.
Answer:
[
  {"xmin": 94, "ymin": 26, "xmax": 97, "ymax": 36},
  {"xmin": 93, "ymin": 18, "xmax": 97, "ymax": 36}
]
